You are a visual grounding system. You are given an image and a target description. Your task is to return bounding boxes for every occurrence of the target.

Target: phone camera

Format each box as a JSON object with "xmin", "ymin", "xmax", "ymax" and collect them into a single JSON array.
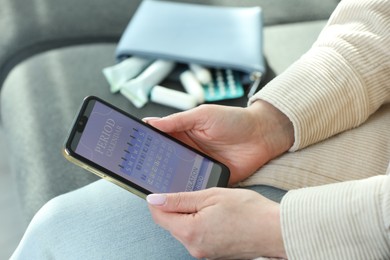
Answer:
[{"xmin": 77, "ymin": 116, "xmax": 88, "ymax": 132}]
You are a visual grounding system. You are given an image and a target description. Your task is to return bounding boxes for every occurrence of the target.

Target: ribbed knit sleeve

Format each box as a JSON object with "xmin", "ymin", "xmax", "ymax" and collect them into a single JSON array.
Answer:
[
  {"xmin": 281, "ymin": 175, "xmax": 390, "ymax": 259},
  {"xmin": 248, "ymin": 0, "xmax": 390, "ymax": 258},
  {"xmin": 249, "ymin": 0, "xmax": 390, "ymax": 151}
]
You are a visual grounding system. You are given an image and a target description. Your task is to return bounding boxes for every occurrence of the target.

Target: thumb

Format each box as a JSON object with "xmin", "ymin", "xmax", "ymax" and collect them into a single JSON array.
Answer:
[
  {"xmin": 143, "ymin": 107, "xmax": 207, "ymax": 133},
  {"xmin": 147, "ymin": 191, "xmax": 207, "ymax": 213}
]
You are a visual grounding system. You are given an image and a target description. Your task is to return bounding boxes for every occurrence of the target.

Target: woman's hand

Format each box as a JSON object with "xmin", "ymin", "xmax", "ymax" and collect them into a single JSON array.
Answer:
[
  {"xmin": 147, "ymin": 188, "xmax": 287, "ymax": 259},
  {"xmin": 145, "ymin": 100, "xmax": 294, "ymax": 184}
]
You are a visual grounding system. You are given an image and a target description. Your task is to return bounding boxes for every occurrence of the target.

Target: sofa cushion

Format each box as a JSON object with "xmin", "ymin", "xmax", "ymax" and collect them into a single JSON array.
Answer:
[{"xmin": 263, "ymin": 21, "xmax": 327, "ymax": 75}]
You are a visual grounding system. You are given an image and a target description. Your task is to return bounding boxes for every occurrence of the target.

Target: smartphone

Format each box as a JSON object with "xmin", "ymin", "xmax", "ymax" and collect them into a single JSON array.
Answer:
[{"xmin": 63, "ymin": 96, "xmax": 230, "ymax": 199}]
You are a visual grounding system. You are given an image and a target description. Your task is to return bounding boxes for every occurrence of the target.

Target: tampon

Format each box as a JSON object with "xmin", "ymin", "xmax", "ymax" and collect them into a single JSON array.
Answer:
[
  {"xmin": 120, "ymin": 60, "xmax": 175, "ymax": 108},
  {"xmin": 189, "ymin": 64, "xmax": 212, "ymax": 84},
  {"xmin": 102, "ymin": 56, "xmax": 153, "ymax": 93},
  {"xmin": 150, "ymin": 86, "xmax": 197, "ymax": 110},
  {"xmin": 179, "ymin": 70, "xmax": 205, "ymax": 104}
]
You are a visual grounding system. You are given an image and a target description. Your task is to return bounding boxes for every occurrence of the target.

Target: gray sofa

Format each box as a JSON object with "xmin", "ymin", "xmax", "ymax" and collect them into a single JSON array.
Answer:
[{"xmin": 0, "ymin": 0, "xmax": 339, "ymax": 224}]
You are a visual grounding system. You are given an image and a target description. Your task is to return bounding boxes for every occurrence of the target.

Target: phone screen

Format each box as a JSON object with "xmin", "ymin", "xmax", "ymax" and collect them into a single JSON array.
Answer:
[{"xmin": 65, "ymin": 97, "xmax": 230, "ymax": 195}]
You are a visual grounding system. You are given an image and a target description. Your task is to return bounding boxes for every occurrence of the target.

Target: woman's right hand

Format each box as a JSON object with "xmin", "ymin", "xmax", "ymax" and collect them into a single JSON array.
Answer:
[{"xmin": 144, "ymin": 100, "xmax": 294, "ymax": 185}]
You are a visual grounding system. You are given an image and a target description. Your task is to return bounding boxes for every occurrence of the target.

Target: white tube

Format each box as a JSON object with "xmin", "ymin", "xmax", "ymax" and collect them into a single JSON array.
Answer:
[
  {"xmin": 189, "ymin": 64, "xmax": 212, "ymax": 84},
  {"xmin": 102, "ymin": 57, "xmax": 153, "ymax": 93},
  {"xmin": 120, "ymin": 60, "xmax": 175, "ymax": 108},
  {"xmin": 179, "ymin": 70, "xmax": 205, "ymax": 104},
  {"xmin": 151, "ymin": 86, "xmax": 197, "ymax": 110}
]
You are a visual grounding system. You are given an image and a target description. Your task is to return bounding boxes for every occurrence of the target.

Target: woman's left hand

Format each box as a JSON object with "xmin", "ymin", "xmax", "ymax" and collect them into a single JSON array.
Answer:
[{"xmin": 147, "ymin": 188, "xmax": 287, "ymax": 259}]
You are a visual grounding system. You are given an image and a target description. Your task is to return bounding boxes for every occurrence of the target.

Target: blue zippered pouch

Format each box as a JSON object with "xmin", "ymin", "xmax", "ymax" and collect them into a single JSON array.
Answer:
[{"xmin": 116, "ymin": 0, "xmax": 266, "ymax": 83}]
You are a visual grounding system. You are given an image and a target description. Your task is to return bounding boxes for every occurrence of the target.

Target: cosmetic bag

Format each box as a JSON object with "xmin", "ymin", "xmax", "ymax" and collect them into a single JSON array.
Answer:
[{"xmin": 115, "ymin": 0, "xmax": 266, "ymax": 88}]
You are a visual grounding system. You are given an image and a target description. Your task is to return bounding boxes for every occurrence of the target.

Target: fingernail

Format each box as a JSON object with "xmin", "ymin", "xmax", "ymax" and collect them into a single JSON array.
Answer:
[
  {"xmin": 142, "ymin": 117, "xmax": 161, "ymax": 123},
  {"xmin": 147, "ymin": 194, "xmax": 167, "ymax": 206}
]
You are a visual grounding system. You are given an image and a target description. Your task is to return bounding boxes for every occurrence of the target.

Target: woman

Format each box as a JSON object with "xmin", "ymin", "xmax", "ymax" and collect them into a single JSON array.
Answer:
[{"xmin": 11, "ymin": 0, "xmax": 390, "ymax": 258}]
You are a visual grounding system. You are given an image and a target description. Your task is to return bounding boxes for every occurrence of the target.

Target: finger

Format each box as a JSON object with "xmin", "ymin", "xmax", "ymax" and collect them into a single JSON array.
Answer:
[
  {"xmin": 147, "ymin": 193, "xmax": 200, "ymax": 237},
  {"xmin": 146, "ymin": 112, "xmax": 197, "ymax": 133},
  {"xmin": 147, "ymin": 192, "xmax": 209, "ymax": 242},
  {"xmin": 147, "ymin": 189, "xmax": 213, "ymax": 213},
  {"xmin": 144, "ymin": 106, "xmax": 210, "ymax": 133},
  {"xmin": 143, "ymin": 110, "xmax": 209, "ymax": 152}
]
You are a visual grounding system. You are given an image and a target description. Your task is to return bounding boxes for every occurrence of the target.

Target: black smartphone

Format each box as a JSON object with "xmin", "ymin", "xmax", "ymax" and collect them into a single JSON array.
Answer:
[{"xmin": 63, "ymin": 96, "xmax": 230, "ymax": 199}]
